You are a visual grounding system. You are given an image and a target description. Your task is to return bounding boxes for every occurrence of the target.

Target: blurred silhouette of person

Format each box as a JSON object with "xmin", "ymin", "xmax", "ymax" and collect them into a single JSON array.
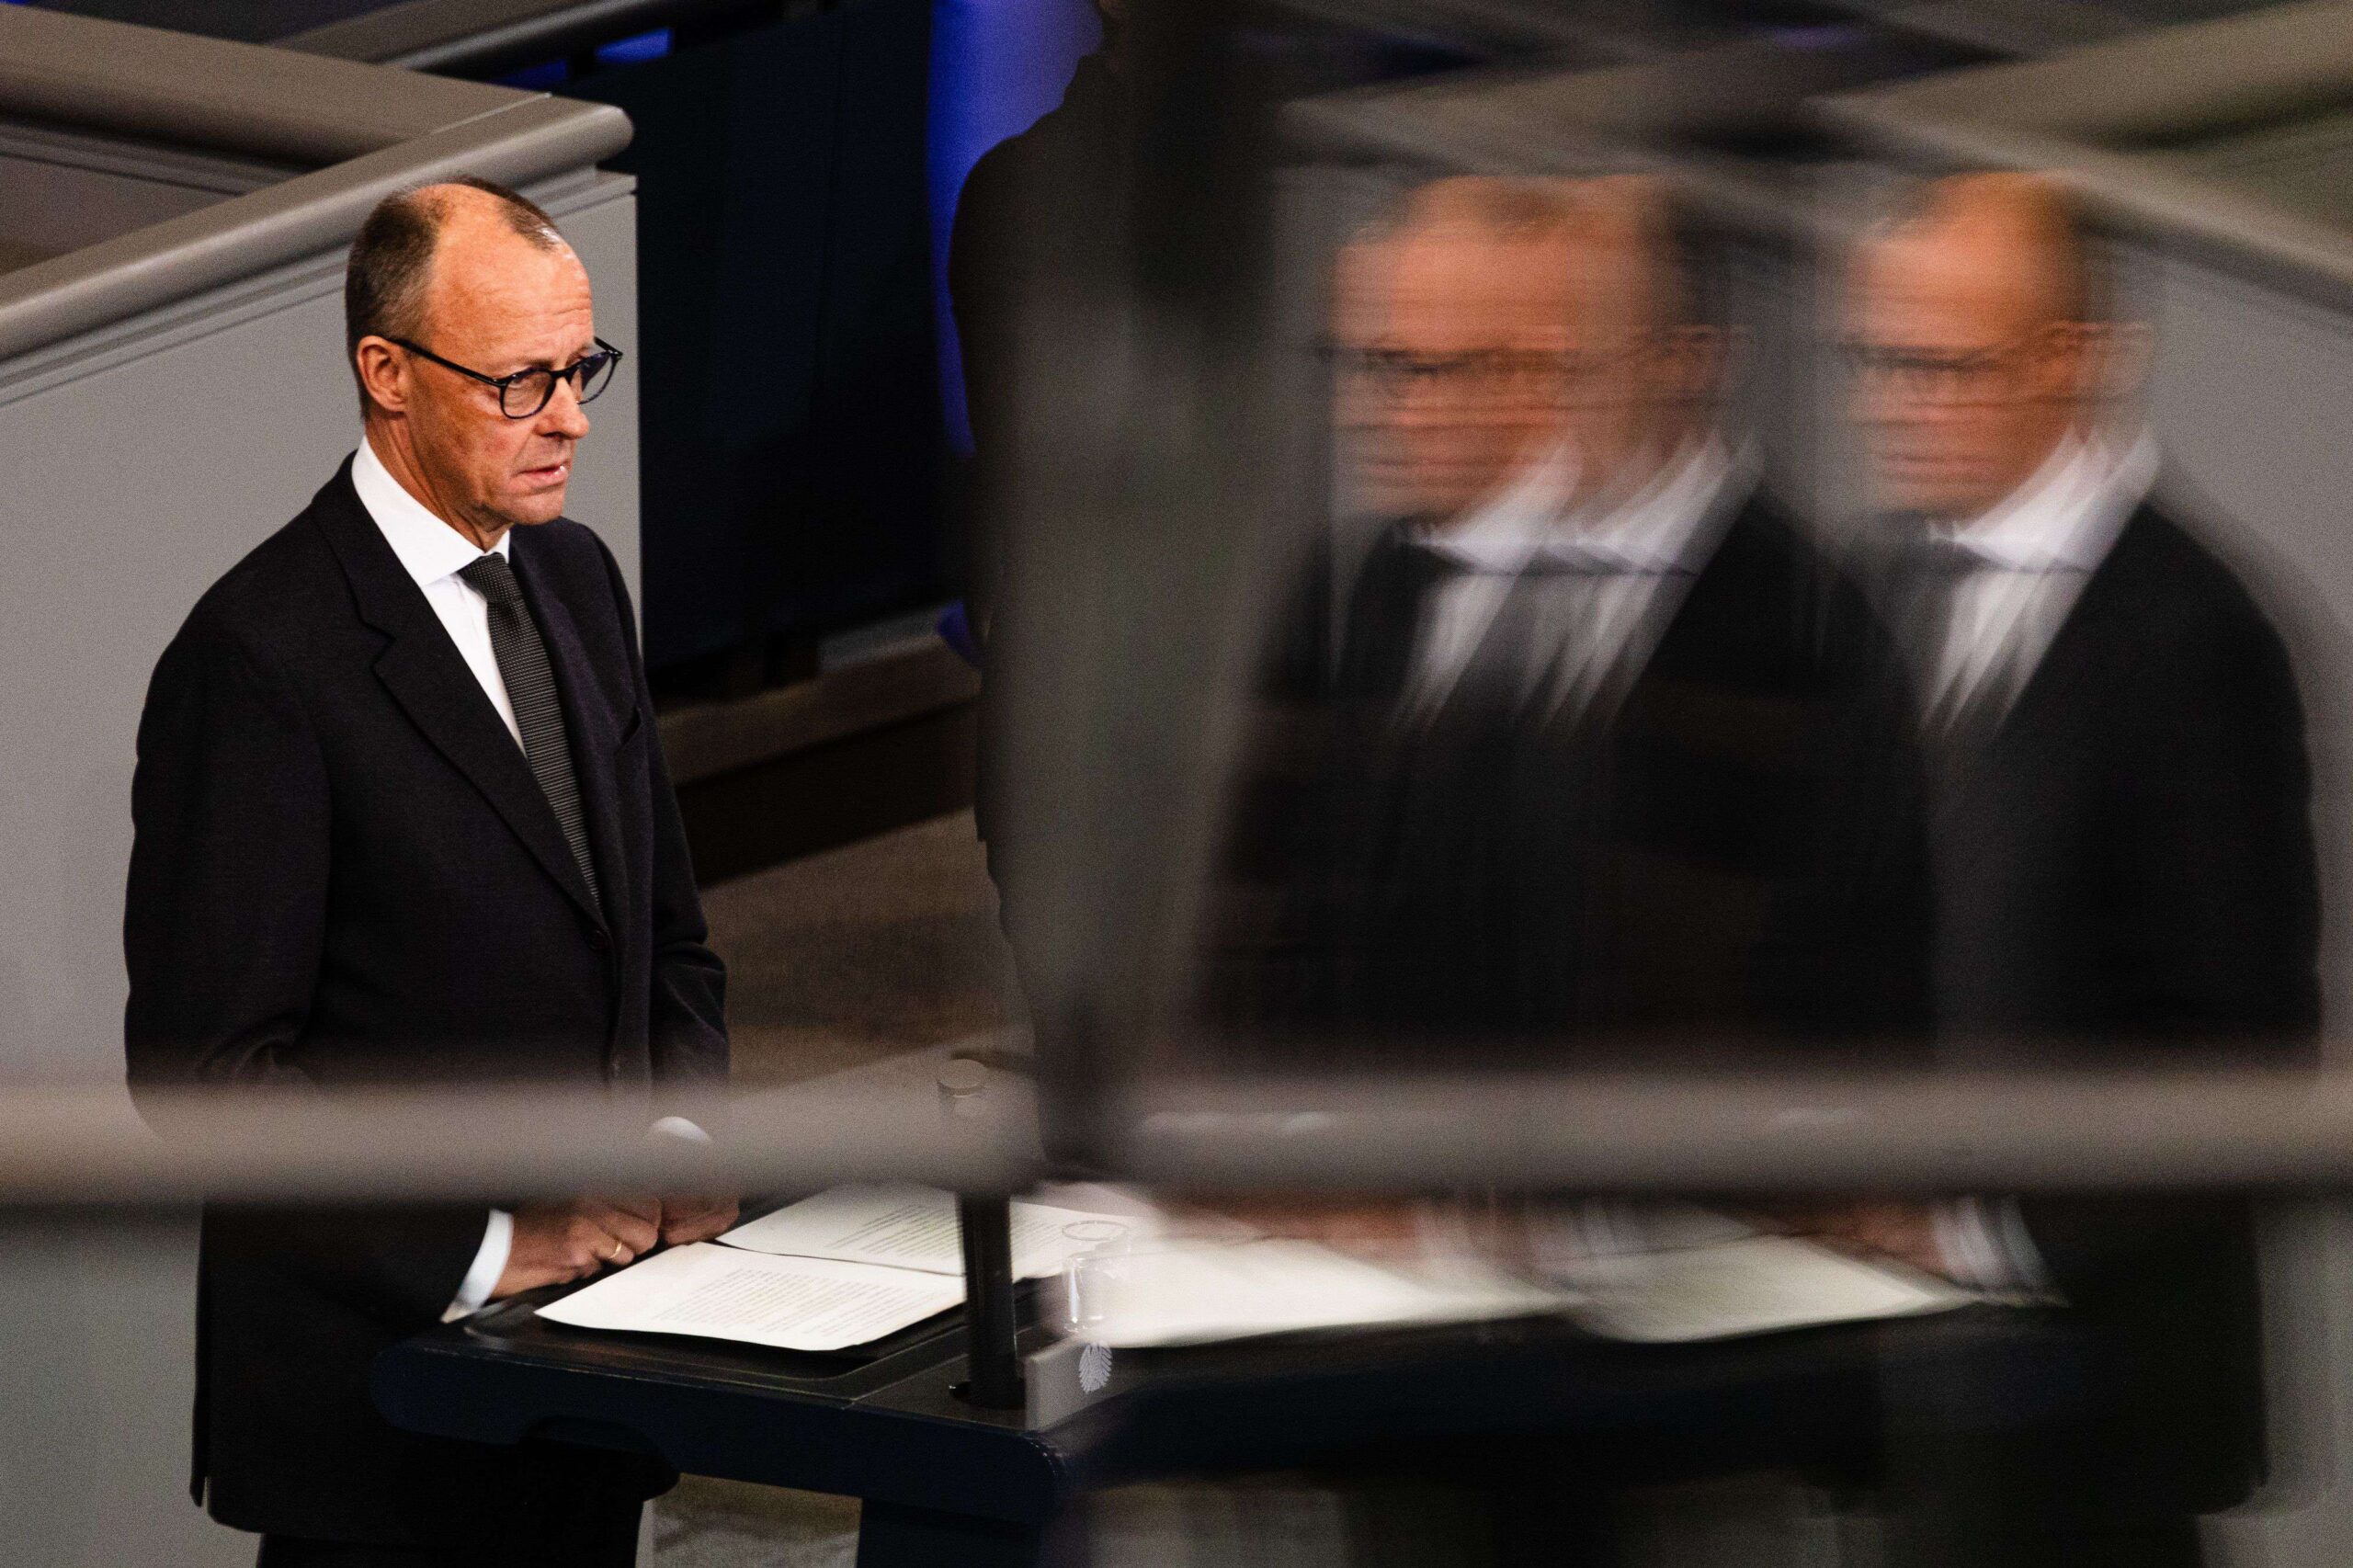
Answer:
[
  {"xmin": 946, "ymin": 4, "xmax": 1132, "ymax": 1095},
  {"xmin": 1847, "ymin": 170, "xmax": 2319, "ymax": 1568},
  {"xmin": 1211, "ymin": 174, "xmax": 1924, "ymax": 1055}
]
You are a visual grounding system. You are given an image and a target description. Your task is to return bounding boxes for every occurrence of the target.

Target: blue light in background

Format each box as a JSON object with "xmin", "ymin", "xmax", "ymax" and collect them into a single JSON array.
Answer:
[
  {"xmin": 927, "ymin": 0, "xmax": 1104, "ymax": 455},
  {"xmin": 597, "ymin": 27, "xmax": 674, "ymax": 66},
  {"xmin": 497, "ymin": 59, "xmax": 572, "ymax": 90}
]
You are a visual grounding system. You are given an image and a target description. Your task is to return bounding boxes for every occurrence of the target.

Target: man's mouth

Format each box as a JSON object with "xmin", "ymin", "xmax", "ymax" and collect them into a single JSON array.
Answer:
[{"xmin": 517, "ymin": 458, "xmax": 571, "ymax": 486}]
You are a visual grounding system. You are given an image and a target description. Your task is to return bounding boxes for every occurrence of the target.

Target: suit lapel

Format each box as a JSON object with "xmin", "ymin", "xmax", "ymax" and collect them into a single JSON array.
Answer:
[
  {"xmin": 308, "ymin": 462, "xmax": 606, "ymax": 926},
  {"xmin": 1932, "ymin": 510, "xmax": 2151, "ymax": 820},
  {"xmin": 511, "ymin": 533, "xmax": 631, "ymax": 934}
]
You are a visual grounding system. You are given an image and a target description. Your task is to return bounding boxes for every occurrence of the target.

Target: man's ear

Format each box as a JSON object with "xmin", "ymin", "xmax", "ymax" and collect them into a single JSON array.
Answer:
[{"xmin": 354, "ymin": 336, "xmax": 407, "ymax": 416}]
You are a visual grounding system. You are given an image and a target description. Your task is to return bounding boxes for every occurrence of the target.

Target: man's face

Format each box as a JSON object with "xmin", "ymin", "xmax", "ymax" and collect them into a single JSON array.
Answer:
[
  {"xmin": 401, "ymin": 222, "xmax": 597, "ymax": 535},
  {"xmin": 1333, "ymin": 227, "xmax": 1584, "ymax": 519},
  {"xmin": 1847, "ymin": 234, "xmax": 2082, "ymax": 519}
]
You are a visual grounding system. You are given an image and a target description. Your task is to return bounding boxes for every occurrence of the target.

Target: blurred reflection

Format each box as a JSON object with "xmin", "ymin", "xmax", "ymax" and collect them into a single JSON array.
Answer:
[
  {"xmin": 1181, "ymin": 167, "xmax": 1941, "ymax": 1564},
  {"xmin": 1169, "ymin": 161, "xmax": 2333, "ymax": 1566},
  {"xmin": 1207, "ymin": 172, "xmax": 1924, "ymax": 1055},
  {"xmin": 1847, "ymin": 171, "xmax": 2321, "ymax": 1568}
]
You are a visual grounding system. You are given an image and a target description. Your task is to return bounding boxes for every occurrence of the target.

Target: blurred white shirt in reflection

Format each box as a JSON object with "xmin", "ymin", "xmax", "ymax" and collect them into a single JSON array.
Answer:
[
  {"xmin": 1404, "ymin": 436, "xmax": 1744, "ymax": 723},
  {"xmin": 1927, "ymin": 429, "xmax": 2158, "ymax": 726}
]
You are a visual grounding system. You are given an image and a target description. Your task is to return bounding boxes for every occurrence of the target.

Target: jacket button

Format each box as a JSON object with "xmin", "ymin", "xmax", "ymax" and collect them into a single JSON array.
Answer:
[{"xmin": 586, "ymin": 926, "xmax": 611, "ymax": 953}]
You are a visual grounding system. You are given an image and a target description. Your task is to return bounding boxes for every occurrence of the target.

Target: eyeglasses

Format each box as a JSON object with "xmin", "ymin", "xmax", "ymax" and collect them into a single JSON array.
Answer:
[
  {"xmin": 1837, "ymin": 335, "xmax": 2050, "ymax": 408},
  {"xmin": 1323, "ymin": 342, "xmax": 1646, "ymax": 405},
  {"xmin": 388, "ymin": 336, "xmax": 624, "ymax": 419}
]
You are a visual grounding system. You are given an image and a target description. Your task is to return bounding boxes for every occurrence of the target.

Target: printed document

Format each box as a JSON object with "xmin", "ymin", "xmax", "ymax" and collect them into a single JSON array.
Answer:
[
  {"xmin": 716, "ymin": 1183, "xmax": 1148, "ymax": 1280},
  {"xmin": 535, "ymin": 1187, "xmax": 1976, "ymax": 1355},
  {"xmin": 535, "ymin": 1243, "xmax": 963, "ymax": 1353},
  {"xmin": 535, "ymin": 1184, "xmax": 1145, "ymax": 1353},
  {"xmin": 1563, "ymin": 1233, "xmax": 1972, "ymax": 1342},
  {"xmin": 1065, "ymin": 1238, "xmax": 1563, "ymax": 1348}
]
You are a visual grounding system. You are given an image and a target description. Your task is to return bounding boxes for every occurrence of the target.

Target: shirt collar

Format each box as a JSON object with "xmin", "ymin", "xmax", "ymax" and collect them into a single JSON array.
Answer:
[
  {"xmin": 1413, "ymin": 437, "xmax": 1576, "ymax": 573},
  {"xmin": 350, "ymin": 435, "xmax": 510, "ymax": 590},
  {"xmin": 1947, "ymin": 428, "xmax": 2155, "ymax": 573},
  {"xmin": 1558, "ymin": 436, "xmax": 1747, "ymax": 574}
]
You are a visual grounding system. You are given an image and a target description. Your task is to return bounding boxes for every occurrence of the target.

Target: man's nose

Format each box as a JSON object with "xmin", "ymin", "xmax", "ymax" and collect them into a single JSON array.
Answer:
[{"xmin": 540, "ymin": 376, "xmax": 592, "ymax": 441}]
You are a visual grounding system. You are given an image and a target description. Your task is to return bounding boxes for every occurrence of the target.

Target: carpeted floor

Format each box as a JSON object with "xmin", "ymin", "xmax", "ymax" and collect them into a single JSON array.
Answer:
[{"xmin": 697, "ymin": 810, "xmax": 1022, "ymax": 1087}]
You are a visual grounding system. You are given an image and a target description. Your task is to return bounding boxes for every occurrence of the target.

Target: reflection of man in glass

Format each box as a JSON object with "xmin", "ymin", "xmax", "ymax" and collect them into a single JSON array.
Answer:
[
  {"xmin": 1850, "ymin": 172, "xmax": 2317, "ymax": 1568},
  {"xmin": 1196, "ymin": 170, "xmax": 1932, "ymax": 1564},
  {"xmin": 1229, "ymin": 175, "xmax": 1919, "ymax": 1046}
]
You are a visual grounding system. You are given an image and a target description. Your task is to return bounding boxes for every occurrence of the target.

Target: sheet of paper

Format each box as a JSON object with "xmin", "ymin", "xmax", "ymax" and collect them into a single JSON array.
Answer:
[
  {"xmin": 534, "ymin": 1242, "xmax": 963, "ymax": 1353},
  {"xmin": 1065, "ymin": 1238, "xmax": 1566, "ymax": 1349},
  {"xmin": 1565, "ymin": 1233, "xmax": 1974, "ymax": 1343},
  {"xmin": 718, "ymin": 1183, "xmax": 1150, "ymax": 1281}
]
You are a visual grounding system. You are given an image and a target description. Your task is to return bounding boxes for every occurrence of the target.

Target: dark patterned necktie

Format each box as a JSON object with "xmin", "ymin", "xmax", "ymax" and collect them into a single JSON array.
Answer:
[
  {"xmin": 457, "ymin": 553, "xmax": 601, "ymax": 908},
  {"xmin": 1894, "ymin": 530, "xmax": 2001, "ymax": 779}
]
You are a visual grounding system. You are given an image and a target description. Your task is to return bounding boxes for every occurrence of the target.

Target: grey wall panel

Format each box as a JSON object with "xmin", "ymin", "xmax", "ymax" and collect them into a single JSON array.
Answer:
[
  {"xmin": 0, "ymin": 167, "xmax": 636, "ymax": 1092},
  {"xmin": 0, "ymin": 1213, "xmax": 245, "ymax": 1568}
]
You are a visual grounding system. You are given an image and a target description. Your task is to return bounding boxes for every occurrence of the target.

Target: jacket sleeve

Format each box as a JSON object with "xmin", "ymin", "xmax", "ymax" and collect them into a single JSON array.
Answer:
[
  {"xmin": 125, "ymin": 607, "xmax": 329, "ymax": 1096},
  {"xmin": 125, "ymin": 603, "xmax": 488, "ymax": 1321},
  {"xmin": 2114, "ymin": 599, "xmax": 2321, "ymax": 1041},
  {"xmin": 593, "ymin": 537, "xmax": 730, "ymax": 1102}
]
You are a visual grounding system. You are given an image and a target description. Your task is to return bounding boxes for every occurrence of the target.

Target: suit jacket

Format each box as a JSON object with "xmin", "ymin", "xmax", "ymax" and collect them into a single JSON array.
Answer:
[
  {"xmin": 1903, "ymin": 503, "xmax": 2319, "ymax": 1511},
  {"xmin": 124, "ymin": 460, "xmax": 728, "ymax": 1546},
  {"xmin": 1206, "ymin": 492, "xmax": 1930, "ymax": 1060}
]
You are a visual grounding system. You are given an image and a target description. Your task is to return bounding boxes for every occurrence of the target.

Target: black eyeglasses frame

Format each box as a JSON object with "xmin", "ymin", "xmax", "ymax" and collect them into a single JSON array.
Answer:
[{"xmin": 386, "ymin": 335, "xmax": 624, "ymax": 419}]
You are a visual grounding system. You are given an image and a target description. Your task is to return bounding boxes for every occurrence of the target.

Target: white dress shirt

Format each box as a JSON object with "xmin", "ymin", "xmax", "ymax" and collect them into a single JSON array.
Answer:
[
  {"xmin": 1406, "ymin": 437, "xmax": 1744, "ymax": 723},
  {"xmin": 351, "ymin": 438, "xmax": 523, "ymax": 746},
  {"xmin": 1924, "ymin": 429, "xmax": 2158, "ymax": 727},
  {"xmin": 1529, "ymin": 435, "xmax": 1744, "ymax": 722},
  {"xmin": 1404, "ymin": 438, "xmax": 1577, "ymax": 717},
  {"xmin": 351, "ymin": 440, "xmax": 709, "ymax": 1319}
]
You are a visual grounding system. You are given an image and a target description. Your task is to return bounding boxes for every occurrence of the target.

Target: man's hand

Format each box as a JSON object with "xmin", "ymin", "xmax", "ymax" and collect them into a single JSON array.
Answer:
[
  {"xmin": 490, "ymin": 1196, "xmax": 662, "ymax": 1300},
  {"xmin": 658, "ymin": 1192, "xmax": 740, "ymax": 1247}
]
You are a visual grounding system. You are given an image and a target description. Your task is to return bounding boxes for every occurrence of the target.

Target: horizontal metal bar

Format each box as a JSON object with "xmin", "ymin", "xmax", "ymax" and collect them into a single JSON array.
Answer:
[
  {"xmin": 282, "ymin": 0, "xmax": 801, "ymax": 74},
  {"xmin": 1115, "ymin": 1069, "xmax": 2353, "ymax": 1193},
  {"xmin": 3, "ymin": 1081, "xmax": 1038, "ymax": 1205},
  {"xmin": 0, "ymin": 7, "xmax": 636, "ymax": 367},
  {"xmin": 0, "ymin": 95, "xmax": 631, "ymax": 364},
  {"xmin": 0, "ymin": 6, "xmax": 527, "ymax": 165},
  {"xmin": 4, "ymin": 1065, "xmax": 2353, "ymax": 1203},
  {"xmin": 1831, "ymin": 0, "xmax": 2353, "ymax": 145},
  {"xmin": 1813, "ymin": 0, "xmax": 2353, "ymax": 314}
]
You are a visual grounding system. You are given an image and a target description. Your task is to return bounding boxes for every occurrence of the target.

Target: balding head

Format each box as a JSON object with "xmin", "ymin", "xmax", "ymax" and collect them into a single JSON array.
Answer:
[
  {"xmin": 346, "ymin": 177, "xmax": 567, "ymax": 413},
  {"xmin": 1873, "ymin": 173, "xmax": 2104, "ymax": 337},
  {"xmin": 1847, "ymin": 171, "xmax": 2143, "ymax": 519}
]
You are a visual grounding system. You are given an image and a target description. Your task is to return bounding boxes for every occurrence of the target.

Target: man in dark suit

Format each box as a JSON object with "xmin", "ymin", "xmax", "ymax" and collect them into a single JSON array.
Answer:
[
  {"xmin": 1847, "ymin": 172, "xmax": 2320, "ymax": 1568},
  {"xmin": 125, "ymin": 178, "xmax": 733, "ymax": 1567}
]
